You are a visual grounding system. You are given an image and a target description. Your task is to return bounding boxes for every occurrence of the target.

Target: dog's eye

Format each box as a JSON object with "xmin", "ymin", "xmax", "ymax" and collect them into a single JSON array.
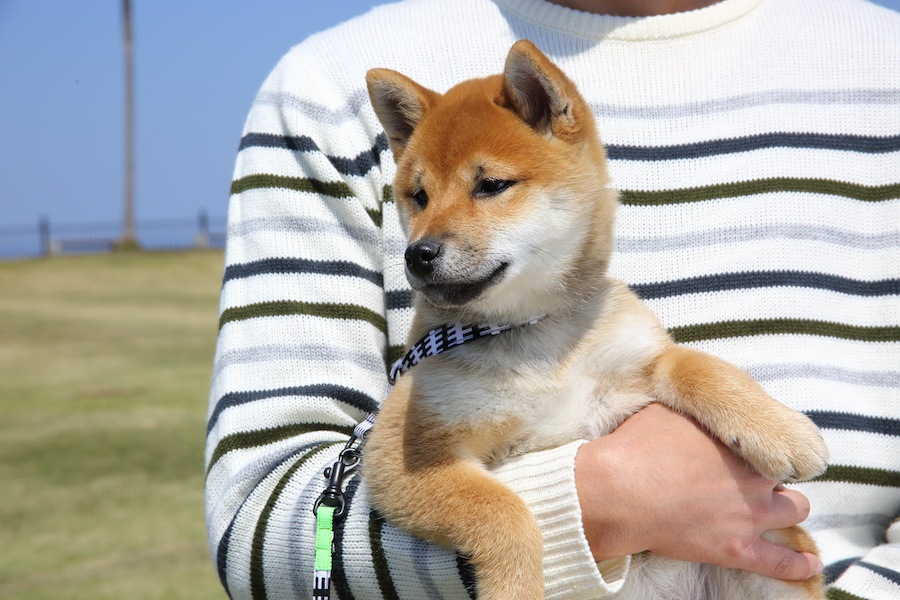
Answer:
[
  {"xmin": 474, "ymin": 178, "xmax": 515, "ymax": 199},
  {"xmin": 411, "ymin": 189, "xmax": 429, "ymax": 209}
]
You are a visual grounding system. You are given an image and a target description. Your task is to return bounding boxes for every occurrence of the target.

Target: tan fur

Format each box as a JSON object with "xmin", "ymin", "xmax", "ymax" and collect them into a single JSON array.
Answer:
[{"xmin": 364, "ymin": 40, "xmax": 828, "ymax": 600}]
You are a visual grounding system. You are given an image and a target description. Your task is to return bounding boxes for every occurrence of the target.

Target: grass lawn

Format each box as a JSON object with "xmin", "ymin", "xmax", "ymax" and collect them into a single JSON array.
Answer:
[{"xmin": 0, "ymin": 250, "xmax": 226, "ymax": 599}]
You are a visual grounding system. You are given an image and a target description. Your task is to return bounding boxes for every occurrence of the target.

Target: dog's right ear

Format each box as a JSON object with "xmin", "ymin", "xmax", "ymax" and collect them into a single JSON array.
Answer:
[
  {"xmin": 502, "ymin": 39, "xmax": 588, "ymax": 142},
  {"xmin": 366, "ymin": 69, "xmax": 439, "ymax": 160}
]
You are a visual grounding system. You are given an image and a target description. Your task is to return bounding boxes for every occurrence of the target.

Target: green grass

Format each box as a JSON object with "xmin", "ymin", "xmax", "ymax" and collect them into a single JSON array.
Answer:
[{"xmin": 0, "ymin": 250, "xmax": 226, "ymax": 600}]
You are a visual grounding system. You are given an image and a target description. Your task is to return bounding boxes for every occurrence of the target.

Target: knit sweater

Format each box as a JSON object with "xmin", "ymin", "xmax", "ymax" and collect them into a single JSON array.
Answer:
[{"xmin": 205, "ymin": 0, "xmax": 900, "ymax": 598}]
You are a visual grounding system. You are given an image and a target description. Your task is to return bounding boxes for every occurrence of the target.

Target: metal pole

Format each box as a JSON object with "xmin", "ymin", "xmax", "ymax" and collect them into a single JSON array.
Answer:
[
  {"xmin": 120, "ymin": 0, "xmax": 138, "ymax": 249},
  {"xmin": 39, "ymin": 216, "xmax": 50, "ymax": 256}
]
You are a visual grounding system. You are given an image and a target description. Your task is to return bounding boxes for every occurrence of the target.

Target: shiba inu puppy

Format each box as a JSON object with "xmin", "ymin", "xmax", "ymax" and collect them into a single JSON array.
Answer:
[{"xmin": 363, "ymin": 40, "xmax": 828, "ymax": 600}]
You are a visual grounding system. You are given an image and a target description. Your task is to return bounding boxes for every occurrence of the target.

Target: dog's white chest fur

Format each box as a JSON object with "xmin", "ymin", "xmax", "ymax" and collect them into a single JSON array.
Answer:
[{"xmin": 412, "ymin": 281, "xmax": 668, "ymax": 462}]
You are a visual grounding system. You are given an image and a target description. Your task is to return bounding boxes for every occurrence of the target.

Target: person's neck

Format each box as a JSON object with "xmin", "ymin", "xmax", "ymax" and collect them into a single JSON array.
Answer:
[{"xmin": 545, "ymin": 0, "xmax": 720, "ymax": 17}]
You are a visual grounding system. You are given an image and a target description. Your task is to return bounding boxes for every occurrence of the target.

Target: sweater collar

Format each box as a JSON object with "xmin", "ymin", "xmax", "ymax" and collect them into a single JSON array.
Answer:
[{"xmin": 492, "ymin": 0, "xmax": 766, "ymax": 41}]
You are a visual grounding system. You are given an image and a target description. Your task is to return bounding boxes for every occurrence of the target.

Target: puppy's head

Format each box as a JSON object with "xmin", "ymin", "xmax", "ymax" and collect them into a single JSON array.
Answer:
[{"xmin": 367, "ymin": 40, "xmax": 617, "ymax": 319}]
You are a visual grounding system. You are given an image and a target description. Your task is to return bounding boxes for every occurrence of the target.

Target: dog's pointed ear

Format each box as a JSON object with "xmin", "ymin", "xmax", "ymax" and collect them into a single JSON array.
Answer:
[
  {"xmin": 366, "ymin": 68, "xmax": 439, "ymax": 160},
  {"xmin": 502, "ymin": 40, "xmax": 585, "ymax": 139}
]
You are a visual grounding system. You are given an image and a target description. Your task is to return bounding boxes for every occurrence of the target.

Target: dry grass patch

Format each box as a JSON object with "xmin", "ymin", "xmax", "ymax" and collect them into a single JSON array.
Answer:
[{"xmin": 0, "ymin": 251, "xmax": 226, "ymax": 600}]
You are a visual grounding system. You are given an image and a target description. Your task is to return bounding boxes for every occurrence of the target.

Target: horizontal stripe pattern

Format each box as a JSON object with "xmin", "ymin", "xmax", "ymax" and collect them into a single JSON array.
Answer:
[
  {"xmin": 620, "ymin": 178, "xmax": 899, "ymax": 205},
  {"xmin": 859, "ymin": 560, "xmax": 900, "ymax": 586},
  {"xmin": 606, "ymin": 132, "xmax": 900, "ymax": 160},
  {"xmin": 223, "ymin": 257, "xmax": 383, "ymax": 287},
  {"xmin": 670, "ymin": 319, "xmax": 900, "ymax": 344},
  {"xmin": 219, "ymin": 300, "xmax": 387, "ymax": 332},
  {"xmin": 237, "ymin": 131, "xmax": 900, "ymax": 183},
  {"xmin": 207, "ymin": 384, "xmax": 378, "ymax": 434},
  {"xmin": 238, "ymin": 132, "xmax": 389, "ymax": 178},
  {"xmin": 806, "ymin": 412, "xmax": 900, "ymax": 437},
  {"xmin": 747, "ymin": 364, "xmax": 900, "ymax": 388},
  {"xmin": 207, "ymin": 5, "xmax": 900, "ymax": 599},
  {"xmin": 615, "ymin": 225, "xmax": 900, "ymax": 254},
  {"xmin": 254, "ymin": 87, "xmax": 900, "ymax": 126},
  {"xmin": 631, "ymin": 271, "xmax": 900, "ymax": 300},
  {"xmin": 591, "ymin": 88, "xmax": 900, "ymax": 120},
  {"xmin": 207, "ymin": 422, "xmax": 354, "ymax": 474},
  {"xmin": 814, "ymin": 465, "xmax": 900, "ymax": 488},
  {"xmin": 231, "ymin": 174, "xmax": 354, "ymax": 198}
]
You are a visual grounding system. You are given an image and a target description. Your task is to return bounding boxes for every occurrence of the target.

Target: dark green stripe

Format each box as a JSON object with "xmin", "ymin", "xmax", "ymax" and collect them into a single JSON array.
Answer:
[
  {"xmin": 813, "ymin": 464, "xmax": 900, "ymax": 488},
  {"xmin": 670, "ymin": 319, "xmax": 900, "ymax": 343},
  {"xmin": 250, "ymin": 444, "xmax": 337, "ymax": 600},
  {"xmin": 827, "ymin": 588, "xmax": 867, "ymax": 600},
  {"xmin": 231, "ymin": 174, "xmax": 354, "ymax": 198},
  {"xmin": 388, "ymin": 344, "xmax": 406, "ymax": 366},
  {"xmin": 207, "ymin": 423, "xmax": 354, "ymax": 474},
  {"xmin": 385, "ymin": 179, "xmax": 898, "ymax": 205},
  {"xmin": 369, "ymin": 510, "xmax": 401, "ymax": 600},
  {"xmin": 367, "ymin": 205, "xmax": 382, "ymax": 228},
  {"xmin": 219, "ymin": 301, "xmax": 387, "ymax": 333},
  {"xmin": 620, "ymin": 178, "xmax": 900, "ymax": 205}
]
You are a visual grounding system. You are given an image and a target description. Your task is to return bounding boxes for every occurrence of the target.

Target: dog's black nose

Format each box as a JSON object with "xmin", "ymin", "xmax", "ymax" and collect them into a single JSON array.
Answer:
[{"xmin": 405, "ymin": 239, "xmax": 442, "ymax": 278}]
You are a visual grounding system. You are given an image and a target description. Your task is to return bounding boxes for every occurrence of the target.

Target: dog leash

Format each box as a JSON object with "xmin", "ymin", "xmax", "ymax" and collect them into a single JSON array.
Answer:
[{"xmin": 311, "ymin": 316, "xmax": 543, "ymax": 600}]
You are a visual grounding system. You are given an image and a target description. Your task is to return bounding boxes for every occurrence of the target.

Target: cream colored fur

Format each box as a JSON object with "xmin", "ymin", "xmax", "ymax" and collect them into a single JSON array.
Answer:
[{"xmin": 364, "ymin": 40, "xmax": 828, "ymax": 600}]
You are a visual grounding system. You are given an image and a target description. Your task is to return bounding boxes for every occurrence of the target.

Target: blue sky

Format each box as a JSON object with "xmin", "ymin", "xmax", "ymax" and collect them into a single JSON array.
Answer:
[{"xmin": 2, "ymin": 0, "xmax": 899, "ymax": 227}]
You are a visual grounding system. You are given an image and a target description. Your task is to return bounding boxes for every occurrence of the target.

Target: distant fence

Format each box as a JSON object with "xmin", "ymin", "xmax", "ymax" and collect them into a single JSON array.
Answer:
[{"xmin": 0, "ymin": 211, "xmax": 227, "ymax": 260}]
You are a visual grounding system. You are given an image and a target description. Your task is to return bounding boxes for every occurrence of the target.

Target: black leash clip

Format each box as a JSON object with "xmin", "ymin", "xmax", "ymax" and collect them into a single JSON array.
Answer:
[{"xmin": 313, "ymin": 437, "xmax": 362, "ymax": 519}]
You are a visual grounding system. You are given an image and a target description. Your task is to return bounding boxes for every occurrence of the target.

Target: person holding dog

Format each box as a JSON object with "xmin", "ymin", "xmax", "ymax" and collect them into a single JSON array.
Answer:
[{"xmin": 205, "ymin": 0, "xmax": 900, "ymax": 598}]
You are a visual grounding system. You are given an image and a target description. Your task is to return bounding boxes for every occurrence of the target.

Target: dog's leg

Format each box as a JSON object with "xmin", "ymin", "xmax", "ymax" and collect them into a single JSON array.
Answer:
[
  {"xmin": 365, "ymin": 379, "xmax": 544, "ymax": 600},
  {"xmin": 646, "ymin": 345, "xmax": 827, "ymax": 598},
  {"xmin": 648, "ymin": 344, "xmax": 828, "ymax": 483}
]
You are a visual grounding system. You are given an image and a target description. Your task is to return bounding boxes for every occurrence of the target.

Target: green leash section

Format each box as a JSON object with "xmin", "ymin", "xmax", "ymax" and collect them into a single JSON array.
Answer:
[
  {"xmin": 314, "ymin": 504, "xmax": 336, "ymax": 599},
  {"xmin": 315, "ymin": 505, "xmax": 336, "ymax": 571}
]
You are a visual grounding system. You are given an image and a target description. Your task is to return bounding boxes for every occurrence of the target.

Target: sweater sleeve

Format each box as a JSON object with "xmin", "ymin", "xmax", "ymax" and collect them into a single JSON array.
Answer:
[
  {"xmin": 820, "ymin": 513, "xmax": 900, "ymax": 600},
  {"xmin": 204, "ymin": 47, "xmax": 619, "ymax": 600}
]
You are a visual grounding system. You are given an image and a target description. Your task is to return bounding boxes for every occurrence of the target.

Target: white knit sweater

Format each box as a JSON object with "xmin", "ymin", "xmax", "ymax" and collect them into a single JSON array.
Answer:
[{"xmin": 205, "ymin": 1, "xmax": 900, "ymax": 599}]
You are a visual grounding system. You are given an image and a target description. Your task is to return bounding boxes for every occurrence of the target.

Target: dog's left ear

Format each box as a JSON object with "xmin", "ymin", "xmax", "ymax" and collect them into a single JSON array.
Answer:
[
  {"xmin": 502, "ymin": 40, "xmax": 586, "ymax": 140},
  {"xmin": 366, "ymin": 68, "xmax": 440, "ymax": 161}
]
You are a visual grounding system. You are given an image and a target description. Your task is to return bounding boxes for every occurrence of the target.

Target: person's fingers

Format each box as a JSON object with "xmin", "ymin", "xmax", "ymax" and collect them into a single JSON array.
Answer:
[
  {"xmin": 765, "ymin": 486, "xmax": 812, "ymax": 530},
  {"xmin": 744, "ymin": 538, "xmax": 823, "ymax": 581}
]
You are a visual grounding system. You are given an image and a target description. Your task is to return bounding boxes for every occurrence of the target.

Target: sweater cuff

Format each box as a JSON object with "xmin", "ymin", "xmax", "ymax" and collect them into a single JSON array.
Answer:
[{"xmin": 491, "ymin": 440, "xmax": 630, "ymax": 598}]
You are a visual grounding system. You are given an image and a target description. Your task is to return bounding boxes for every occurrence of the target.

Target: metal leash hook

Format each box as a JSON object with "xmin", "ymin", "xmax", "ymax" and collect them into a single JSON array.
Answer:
[
  {"xmin": 313, "ymin": 438, "xmax": 362, "ymax": 518},
  {"xmin": 312, "ymin": 434, "xmax": 366, "ymax": 600}
]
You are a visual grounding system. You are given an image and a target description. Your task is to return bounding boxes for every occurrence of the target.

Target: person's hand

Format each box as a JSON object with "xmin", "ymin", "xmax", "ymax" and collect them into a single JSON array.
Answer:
[{"xmin": 574, "ymin": 403, "xmax": 823, "ymax": 581}]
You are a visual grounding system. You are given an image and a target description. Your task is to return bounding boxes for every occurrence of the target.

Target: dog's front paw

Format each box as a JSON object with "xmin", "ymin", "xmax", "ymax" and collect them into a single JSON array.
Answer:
[{"xmin": 726, "ymin": 408, "xmax": 829, "ymax": 482}]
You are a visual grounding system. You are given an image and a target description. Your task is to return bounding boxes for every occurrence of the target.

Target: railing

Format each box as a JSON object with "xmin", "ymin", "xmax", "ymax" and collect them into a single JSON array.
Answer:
[{"xmin": 0, "ymin": 212, "xmax": 227, "ymax": 259}]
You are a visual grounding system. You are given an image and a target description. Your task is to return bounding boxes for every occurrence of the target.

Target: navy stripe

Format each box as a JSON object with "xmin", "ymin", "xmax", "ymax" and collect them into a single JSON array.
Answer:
[
  {"xmin": 806, "ymin": 411, "xmax": 900, "ymax": 437},
  {"xmin": 216, "ymin": 517, "xmax": 236, "ymax": 597},
  {"xmin": 824, "ymin": 557, "xmax": 858, "ymax": 585},
  {"xmin": 386, "ymin": 289, "xmax": 413, "ymax": 311},
  {"xmin": 207, "ymin": 384, "xmax": 378, "ymax": 434},
  {"xmin": 239, "ymin": 132, "xmax": 388, "ymax": 177},
  {"xmin": 606, "ymin": 133, "xmax": 900, "ymax": 161},
  {"xmin": 369, "ymin": 510, "xmax": 402, "ymax": 600},
  {"xmin": 456, "ymin": 554, "xmax": 478, "ymax": 600},
  {"xmin": 242, "ymin": 132, "xmax": 900, "ymax": 175},
  {"xmin": 859, "ymin": 560, "xmax": 900, "ymax": 586},
  {"xmin": 631, "ymin": 271, "xmax": 900, "ymax": 300},
  {"xmin": 223, "ymin": 257, "xmax": 383, "ymax": 287}
]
